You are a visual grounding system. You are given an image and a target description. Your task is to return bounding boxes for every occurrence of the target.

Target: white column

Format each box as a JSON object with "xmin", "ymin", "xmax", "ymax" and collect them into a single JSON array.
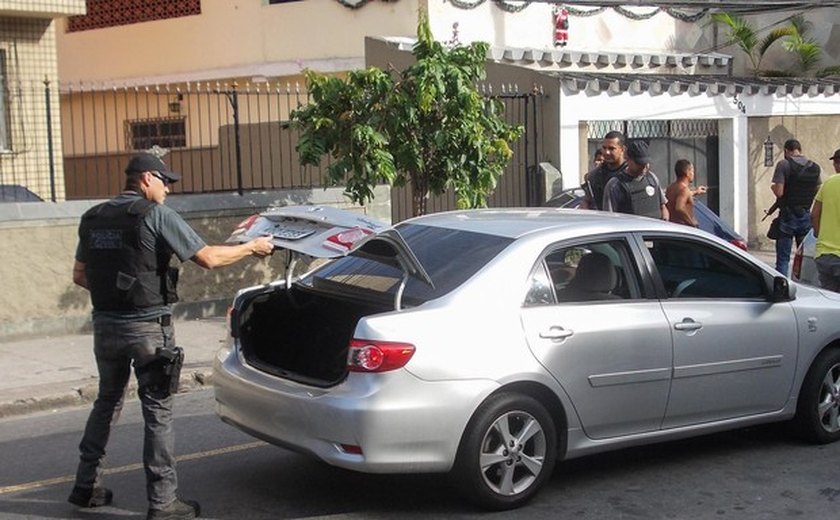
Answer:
[{"xmin": 718, "ymin": 116, "xmax": 749, "ymax": 238}]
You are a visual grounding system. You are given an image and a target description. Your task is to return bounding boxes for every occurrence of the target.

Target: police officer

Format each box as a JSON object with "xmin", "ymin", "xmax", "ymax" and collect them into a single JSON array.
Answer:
[
  {"xmin": 68, "ymin": 153, "xmax": 274, "ymax": 520},
  {"xmin": 603, "ymin": 140, "xmax": 668, "ymax": 220},
  {"xmin": 770, "ymin": 138, "xmax": 821, "ymax": 276},
  {"xmin": 580, "ymin": 131, "xmax": 627, "ymax": 211}
]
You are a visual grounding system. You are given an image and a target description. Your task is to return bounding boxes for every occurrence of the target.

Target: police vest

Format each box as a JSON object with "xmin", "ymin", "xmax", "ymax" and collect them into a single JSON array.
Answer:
[
  {"xmin": 782, "ymin": 158, "xmax": 821, "ymax": 210},
  {"xmin": 79, "ymin": 197, "xmax": 179, "ymax": 311},
  {"xmin": 620, "ymin": 174, "xmax": 661, "ymax": 218}
]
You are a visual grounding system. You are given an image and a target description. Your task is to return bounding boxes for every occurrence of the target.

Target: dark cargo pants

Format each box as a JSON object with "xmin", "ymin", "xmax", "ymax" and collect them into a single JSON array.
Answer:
[{"xmin": 73, "ymin": 319, "xmax": 178, "ymax": 509}]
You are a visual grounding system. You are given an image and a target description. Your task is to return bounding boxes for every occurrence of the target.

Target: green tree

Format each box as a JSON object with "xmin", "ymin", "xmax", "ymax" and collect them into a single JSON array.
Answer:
[
  {"xmin": 710, "ymin": 12, "xmax": 794, "ymax": 77},
  {"xmin": 292, "ymin": 12, "xmax": 523, "ymax": 216},
  {"xmin": 712, "ymin": 12, "xmax": 840, "ymax": 78}
]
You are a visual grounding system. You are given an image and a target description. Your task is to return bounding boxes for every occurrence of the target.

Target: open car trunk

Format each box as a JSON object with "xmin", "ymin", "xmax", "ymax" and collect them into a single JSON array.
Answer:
[
  {"xmin": 235, "ymin": 284, "xmax": 391, "ymax": 387},
  {"xmin": 226, "ymin": 206, "xmax": 435, "ymax": 387}
]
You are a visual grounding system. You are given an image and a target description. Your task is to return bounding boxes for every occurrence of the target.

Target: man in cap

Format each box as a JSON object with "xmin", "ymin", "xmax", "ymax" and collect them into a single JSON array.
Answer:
[
  {"xmin": 69, "ymin": 153, "xmax": 274, "ymax": 519},
  {"xmin": 603, "ymin": 139, "xmax": 668, "ymax": 220},
  {"xmin": 770, "ymin": 138, "xmax": 821, "ymax": 276},
  {"xmin": 809, "ymin": 148, "xmax": 840, "ymax": 290}
]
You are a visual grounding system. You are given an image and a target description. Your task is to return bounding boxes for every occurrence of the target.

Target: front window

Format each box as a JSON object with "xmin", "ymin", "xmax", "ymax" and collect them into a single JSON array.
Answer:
[
  {"xmin": 305, "ymin": 223, "xmax": 513, "ymax": 305},
  {"xmin": 645, "ymin": 237, "xmax": 765, "ymax": 299}
]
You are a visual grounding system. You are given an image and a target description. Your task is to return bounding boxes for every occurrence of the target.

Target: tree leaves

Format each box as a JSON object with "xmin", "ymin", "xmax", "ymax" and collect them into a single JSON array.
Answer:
[{"xmin": 290, "ymin": 10, "xmax": 522, "ymax": 216}]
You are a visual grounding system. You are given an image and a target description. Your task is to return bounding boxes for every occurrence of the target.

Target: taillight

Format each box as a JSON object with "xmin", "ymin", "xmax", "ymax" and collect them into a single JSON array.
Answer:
[
  {"xmin": 731, "ymin": 239, "xmax": 748, "ymax": 251},
  {"xmin": 347, "ymin": 339, "xmax": 415, "ymax": 372}
]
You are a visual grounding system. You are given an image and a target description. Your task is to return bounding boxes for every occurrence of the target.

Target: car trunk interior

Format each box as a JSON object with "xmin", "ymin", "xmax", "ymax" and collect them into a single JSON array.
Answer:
[{"xmin": 236, "ymin": 285, "xmax": 389, "ymax": 387}]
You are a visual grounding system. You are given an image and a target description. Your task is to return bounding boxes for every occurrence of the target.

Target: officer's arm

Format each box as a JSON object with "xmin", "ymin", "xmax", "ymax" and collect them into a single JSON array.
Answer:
[
  {"xmin": 73, "ymin": 260, "xmax": 88, "ymax": 289},
  {"xmin": 811, "ymin": 200, "xmax": 822, "ymax": 238},
  {"xmin": 771, "ymin": 182, "xmax": 784, "ymax": 198},
  {"xmin": 191, "ymin": 236, "xmax": 274, "ymax": 270}
]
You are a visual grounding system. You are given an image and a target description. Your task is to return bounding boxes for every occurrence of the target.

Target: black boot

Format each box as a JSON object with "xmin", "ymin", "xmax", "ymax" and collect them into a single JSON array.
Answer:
[{"xmin": 67, "ymin": 485, "xmax": 113, "ymax": 508}]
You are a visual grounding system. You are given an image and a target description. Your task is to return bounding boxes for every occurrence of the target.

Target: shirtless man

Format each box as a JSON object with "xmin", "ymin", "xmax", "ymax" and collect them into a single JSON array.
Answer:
[{"xmin": 666, "ymin": 159, "xmax": 707, "ymax": 227}]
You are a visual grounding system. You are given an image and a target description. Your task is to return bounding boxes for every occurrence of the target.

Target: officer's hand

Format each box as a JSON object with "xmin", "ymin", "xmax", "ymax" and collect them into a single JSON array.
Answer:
[{"xmin": 250, "ymin": 236, "xmax": 275, "ymax": 257}]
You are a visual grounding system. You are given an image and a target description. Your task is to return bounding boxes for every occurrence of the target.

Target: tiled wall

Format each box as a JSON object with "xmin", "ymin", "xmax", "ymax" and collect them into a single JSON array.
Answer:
[{"xmin": 0, "ymin": 16, "xmax": 65, "ymax": 201}]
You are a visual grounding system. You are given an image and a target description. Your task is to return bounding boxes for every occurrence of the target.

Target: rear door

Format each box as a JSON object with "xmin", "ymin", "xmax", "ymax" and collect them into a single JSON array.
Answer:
[
  {"xmin": 640, "ymin": 235, "xmax": 798, "ymax": 428},
  {"xmin": 521, "ymin": 236, "xmax": 673, "ymax": 439}
]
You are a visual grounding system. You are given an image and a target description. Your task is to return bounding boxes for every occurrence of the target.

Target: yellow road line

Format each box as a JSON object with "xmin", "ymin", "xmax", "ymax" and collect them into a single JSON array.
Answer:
[{"xmin": 0, "ymin": 440, "xmax": 266, "ymax": 496}]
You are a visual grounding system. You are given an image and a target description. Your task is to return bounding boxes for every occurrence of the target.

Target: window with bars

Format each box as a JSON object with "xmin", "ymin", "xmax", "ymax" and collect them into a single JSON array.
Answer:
[{"xmin": 126, "ymin": 117, "xmax": 186, "ymax": 150}]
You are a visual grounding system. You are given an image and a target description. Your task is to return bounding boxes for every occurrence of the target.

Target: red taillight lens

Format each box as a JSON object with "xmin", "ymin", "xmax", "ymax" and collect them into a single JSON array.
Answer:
[
  {"xmin": 731, "ymin": 239, "xmax": 748, "ymax": 251},
  {"xmin": 347, "ymin": 339, "xmax": 415, "ymax": 372}
]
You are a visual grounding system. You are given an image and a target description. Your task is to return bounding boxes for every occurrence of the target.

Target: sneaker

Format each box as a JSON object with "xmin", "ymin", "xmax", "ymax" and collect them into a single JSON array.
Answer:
[
  {"xmin": 147, "ymin": 498, "xmax": 201, "ymax": 520},
  {"xmin": 67, "ymin": 485, "xmax": 113, "ymax": 508}
]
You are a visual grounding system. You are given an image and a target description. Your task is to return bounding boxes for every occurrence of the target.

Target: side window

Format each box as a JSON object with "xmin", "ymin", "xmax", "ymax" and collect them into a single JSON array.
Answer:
[
  {"xmin": 525, "ymin": 239, "xmax": 638, "ymax": 305},
  {"xmin": 646, "ymin": 238, "xmax": 765, "ymax": 299}
]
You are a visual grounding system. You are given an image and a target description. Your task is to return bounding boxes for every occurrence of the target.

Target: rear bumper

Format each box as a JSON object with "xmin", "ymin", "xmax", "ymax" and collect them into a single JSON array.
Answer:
[{"xmin": 213, "ymin": 345, "xmax": 497, "ymax": 473}]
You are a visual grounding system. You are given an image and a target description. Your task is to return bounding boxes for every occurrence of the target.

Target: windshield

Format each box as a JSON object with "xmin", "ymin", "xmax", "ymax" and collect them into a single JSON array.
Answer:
[{"xmin": 302, "ymin": 223, "xmax": 513, "ymax": 305}]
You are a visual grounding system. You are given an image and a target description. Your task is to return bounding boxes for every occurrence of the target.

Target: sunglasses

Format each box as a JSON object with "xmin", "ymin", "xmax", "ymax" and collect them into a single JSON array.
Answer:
[{"xmin": 151, "ymin": 171, "xmax": 171, "ymax": 186}]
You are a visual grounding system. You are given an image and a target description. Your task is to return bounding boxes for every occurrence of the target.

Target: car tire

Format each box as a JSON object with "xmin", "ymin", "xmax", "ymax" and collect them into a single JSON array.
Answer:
[
  {"xmin": 794, "ymin": 348, "xmax": 840, "ymax": 444},
  {"xmin": 452, "ymin": 392, "xmax": 557, "ymax": 510}
]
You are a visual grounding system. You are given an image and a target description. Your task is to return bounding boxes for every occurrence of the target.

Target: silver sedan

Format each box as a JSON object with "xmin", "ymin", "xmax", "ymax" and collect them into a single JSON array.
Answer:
[{"xmin": 214, "ymin": 207, "xmax": 840, "ymax": 510}]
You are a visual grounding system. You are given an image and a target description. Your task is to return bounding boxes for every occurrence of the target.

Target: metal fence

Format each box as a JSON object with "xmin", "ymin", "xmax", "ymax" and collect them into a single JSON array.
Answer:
[
  {"xmin": 58, "ymin": 81, "xmax": 542, "ymax": 221},
  {"xmin": 60, "ymin": 82, "xmax": 321, "ymax": 199}
]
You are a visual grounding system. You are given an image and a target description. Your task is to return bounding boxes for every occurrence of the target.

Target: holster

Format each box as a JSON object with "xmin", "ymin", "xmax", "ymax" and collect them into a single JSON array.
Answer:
[{"xmin": 136, "ymin": 346, "xmax": 184, "ymax": 395}]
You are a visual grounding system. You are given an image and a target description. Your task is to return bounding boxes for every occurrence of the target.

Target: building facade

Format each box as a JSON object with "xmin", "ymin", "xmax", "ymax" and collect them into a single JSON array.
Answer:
[{"xmin": 0, "ymin": 0, "xmax": 85, "ymax": 201}]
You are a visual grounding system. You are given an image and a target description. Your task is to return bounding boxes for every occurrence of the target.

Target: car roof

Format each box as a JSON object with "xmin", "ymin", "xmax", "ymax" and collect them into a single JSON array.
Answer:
[{"xmin": 399, "ymin": 208, "xmax": 686, "ymax": 240}]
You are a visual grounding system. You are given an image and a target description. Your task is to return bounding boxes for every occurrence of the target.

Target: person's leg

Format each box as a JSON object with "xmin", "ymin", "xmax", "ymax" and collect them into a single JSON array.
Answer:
[
  {"xmin": 817, "ymin": 255, "xmax": 840, "ymax": 292},
  {"xmin": 70, "ymin": 321, "xmax": 131, "ymax": 507},
  {"xmin": 129, "ymin": 321, "xmax": 180, "ymax": 510},
  {"xmin": 775, "ymin": 232, "xmax": 793, "ymax": 275}
]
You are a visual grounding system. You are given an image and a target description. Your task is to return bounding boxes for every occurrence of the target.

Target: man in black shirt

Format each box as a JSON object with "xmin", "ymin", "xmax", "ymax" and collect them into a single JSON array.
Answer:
[{"xmin": 581, "ymin": 131, "xmax": 627, "ymax": 211}]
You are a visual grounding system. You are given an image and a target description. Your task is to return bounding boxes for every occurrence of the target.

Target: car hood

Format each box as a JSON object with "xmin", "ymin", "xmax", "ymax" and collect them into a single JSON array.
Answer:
[{"xmin": 226, "ymin": 205, "xmax": 433, "ymax": 288}]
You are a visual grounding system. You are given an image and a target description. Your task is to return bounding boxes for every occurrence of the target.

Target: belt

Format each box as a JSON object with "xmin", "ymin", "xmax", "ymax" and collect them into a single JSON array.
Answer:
[{"xmin": 149, "ymin": 315, "xmax": 172, "ymax": 326}]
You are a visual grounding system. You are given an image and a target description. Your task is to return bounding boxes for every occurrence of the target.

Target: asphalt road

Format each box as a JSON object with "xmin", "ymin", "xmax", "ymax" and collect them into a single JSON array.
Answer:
[{"xmin": 1, "ymin": 389, "xmax": 839, "ymax": 520}]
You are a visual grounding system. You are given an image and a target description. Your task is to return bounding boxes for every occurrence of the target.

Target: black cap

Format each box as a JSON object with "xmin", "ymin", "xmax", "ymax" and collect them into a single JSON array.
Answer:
[
  {"xmin": 830, "ymin": 149, "xmax": 840, "ymax": 160},
  {"xmin": 124, "ymin": 153, "xmax": 181, "ymax": 183},
  {"xmin": 625, "ymin": 140, "xmax": 651, "ymax": 165}
]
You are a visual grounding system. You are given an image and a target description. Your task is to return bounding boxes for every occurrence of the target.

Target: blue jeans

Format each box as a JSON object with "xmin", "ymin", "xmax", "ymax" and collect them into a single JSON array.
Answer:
[
  {"xmin": 73, "ymin": 319, "xmax": 178, "ymax": 509},
  {"xmin": 774, "ymin": 208, "xmax": 811, "ymax": 276}
]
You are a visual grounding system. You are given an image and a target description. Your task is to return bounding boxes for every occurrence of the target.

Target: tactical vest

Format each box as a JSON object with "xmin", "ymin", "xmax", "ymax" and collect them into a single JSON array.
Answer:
[
  {"xmin": 782, "ymin": 158, "xmax": 821, "ymax": 210},
  {"xmin": 79, "ymin": 197, "xmax": 179, "ymax": 311},
  {"xmin": 587, "ymin": 162, "xmax": 626, "ymax": 211},
  {"xmin": 620, "ymin": 174, "xmax": 661, "ymax": 218}
]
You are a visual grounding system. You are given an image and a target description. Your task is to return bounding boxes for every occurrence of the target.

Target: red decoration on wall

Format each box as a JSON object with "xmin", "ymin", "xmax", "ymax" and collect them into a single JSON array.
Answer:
[
  {"xmin": 67, "ymin": 0, "xmax": 201, "ymax": 32},
  {"xmin": 553, "ymin": 5, "xmax": 569, "ymax": 47}
]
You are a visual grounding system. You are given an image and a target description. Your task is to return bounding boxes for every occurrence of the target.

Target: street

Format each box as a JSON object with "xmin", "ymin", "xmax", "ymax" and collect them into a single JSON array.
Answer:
[{"xmin": 0, "ymin": 389, "xmax": 838, "ymax": 519}]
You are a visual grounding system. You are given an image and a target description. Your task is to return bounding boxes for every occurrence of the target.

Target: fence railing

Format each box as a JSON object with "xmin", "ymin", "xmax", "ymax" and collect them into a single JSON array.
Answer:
[
  {"xmin": 0, "ymin": 80, "xmax": 541, "ymax": 216},
  {"xmin": 60, "ymin": 82, "xmax": 326, "ymax": 199}
]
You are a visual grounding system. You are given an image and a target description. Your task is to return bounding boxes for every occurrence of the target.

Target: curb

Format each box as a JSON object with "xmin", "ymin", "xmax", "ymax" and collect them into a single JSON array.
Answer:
[{"xmin": 0, "ymin": 367, "xmax": 214, "ymax": 420}]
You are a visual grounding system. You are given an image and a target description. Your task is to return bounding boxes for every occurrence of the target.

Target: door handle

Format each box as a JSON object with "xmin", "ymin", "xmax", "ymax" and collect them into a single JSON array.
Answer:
[
  {"xmin": 539, "ymin": 326, "xmax": 574, "ymax": 341},
  {"xmin": 674, "ymin": 318, "xmax": 702, "ymax": 331}
]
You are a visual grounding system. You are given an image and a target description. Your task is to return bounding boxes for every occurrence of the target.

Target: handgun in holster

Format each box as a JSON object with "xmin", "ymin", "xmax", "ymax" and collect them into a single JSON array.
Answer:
[{"xmin": 136, "ymin": 346, "xmax": 184, "ymax": 394}]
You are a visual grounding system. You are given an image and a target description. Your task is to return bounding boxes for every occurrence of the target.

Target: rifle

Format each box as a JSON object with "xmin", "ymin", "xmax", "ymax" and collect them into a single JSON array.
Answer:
[{"xmin": 762, "ymin": 199, "xmax": 780, "ymax": 222}]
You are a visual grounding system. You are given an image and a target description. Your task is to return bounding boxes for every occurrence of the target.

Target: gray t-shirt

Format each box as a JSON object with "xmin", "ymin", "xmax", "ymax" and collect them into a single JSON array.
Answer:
[
  {"xmin": 772, "ymin": 155, "xmax": 811, "ymax": 185},
  {"xmin": 76, "ymin": 192, "xmax": 207, "ymax": 321}
]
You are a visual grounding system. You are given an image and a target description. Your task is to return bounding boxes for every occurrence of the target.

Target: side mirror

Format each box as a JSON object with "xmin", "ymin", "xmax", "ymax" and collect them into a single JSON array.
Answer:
[{"xmin": 771, "ymin": 276, "xmax": 795, "ymax": 302}]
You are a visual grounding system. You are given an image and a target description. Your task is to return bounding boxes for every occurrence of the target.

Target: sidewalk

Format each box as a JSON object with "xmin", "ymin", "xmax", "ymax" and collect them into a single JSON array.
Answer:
[
  {"xmin": 0, "ymin": 248, "xmax": 780, "ymax": 420},
  {"xmin": 0, "ymin": 317, "xmax": 229, "ymax": 419}
]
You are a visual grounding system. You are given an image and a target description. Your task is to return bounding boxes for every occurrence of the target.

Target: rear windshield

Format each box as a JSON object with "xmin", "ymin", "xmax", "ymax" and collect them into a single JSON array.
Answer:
[{"xmin": 302, "ymin": 223, "xmax": 513, "ymax": 305}]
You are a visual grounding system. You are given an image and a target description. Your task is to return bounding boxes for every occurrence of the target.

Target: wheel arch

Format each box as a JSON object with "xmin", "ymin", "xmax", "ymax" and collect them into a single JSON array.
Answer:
[{"xmin": 458, "ymin": 381, "xmax": 569, "ymax": 460}]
